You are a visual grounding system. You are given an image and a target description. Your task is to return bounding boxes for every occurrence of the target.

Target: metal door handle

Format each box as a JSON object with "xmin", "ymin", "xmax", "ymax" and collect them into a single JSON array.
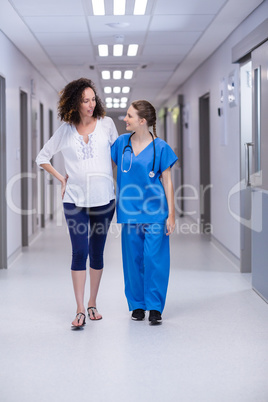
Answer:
[{"xmin": 245, "ymin": 142, "xmax": 254, "ymax": 187}]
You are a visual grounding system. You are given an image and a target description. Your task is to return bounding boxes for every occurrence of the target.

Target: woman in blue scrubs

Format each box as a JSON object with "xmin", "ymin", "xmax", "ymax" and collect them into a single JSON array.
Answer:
[{"xmin": 111, "ymin": 100, "xmax": 178, "ymax": 325}]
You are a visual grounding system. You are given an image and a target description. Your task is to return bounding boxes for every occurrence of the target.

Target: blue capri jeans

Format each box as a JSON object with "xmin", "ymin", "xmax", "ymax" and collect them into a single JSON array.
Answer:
[{"xmin": 63, "ymin": 200, "xmax": 115, "ymax": 271}]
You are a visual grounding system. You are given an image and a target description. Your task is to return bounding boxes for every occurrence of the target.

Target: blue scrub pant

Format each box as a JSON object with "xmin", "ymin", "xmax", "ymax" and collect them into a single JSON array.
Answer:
[{"xmin": 121, "ymin": 223, "xmax": 170, "ymax": 314}]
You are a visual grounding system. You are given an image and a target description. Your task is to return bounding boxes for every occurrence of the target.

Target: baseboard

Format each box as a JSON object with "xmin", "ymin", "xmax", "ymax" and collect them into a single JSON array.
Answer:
[{"xmin": 211, "ymin": 235, "xmax": 240, "ymax": 271}]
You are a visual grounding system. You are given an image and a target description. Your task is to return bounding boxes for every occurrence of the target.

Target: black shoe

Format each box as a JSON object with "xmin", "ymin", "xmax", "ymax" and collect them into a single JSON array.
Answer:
[
  {"xmin": 149, "ymin": 310, "xmax": 162, "ymax": 325},
  {"xmin": 131, "ymin": 309, "xmax": 145, "ymax": 321}
]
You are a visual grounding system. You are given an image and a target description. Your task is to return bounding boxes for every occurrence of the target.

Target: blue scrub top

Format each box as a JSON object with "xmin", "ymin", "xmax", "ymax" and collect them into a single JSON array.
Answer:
[{"xmin": 111, "ymin": 133, "xmax": 178, "ymax": 224}]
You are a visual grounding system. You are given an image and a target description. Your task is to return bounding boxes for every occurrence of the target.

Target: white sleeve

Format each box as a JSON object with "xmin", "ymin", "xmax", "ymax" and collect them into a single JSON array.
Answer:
[
  {"xmin": 35, "ymin": 123, "xmax": 66, "ymax": 167},
  {"xmin": 102, "ymin": 116, "xmax": 118, "ymax": 145},
  {"xmin": 109, "ymin": 117, "xmax": 119, "ymax": 145}
]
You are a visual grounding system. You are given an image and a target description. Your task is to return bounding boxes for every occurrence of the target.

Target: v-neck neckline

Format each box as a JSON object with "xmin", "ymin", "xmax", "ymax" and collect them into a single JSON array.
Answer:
[
  {"xmin": 74, "ymin": 119, "xmax": 98, "ymax": 144},
  {"xmin": 130, "ymin": 135, "xmax": 156, "ymax": 157}
]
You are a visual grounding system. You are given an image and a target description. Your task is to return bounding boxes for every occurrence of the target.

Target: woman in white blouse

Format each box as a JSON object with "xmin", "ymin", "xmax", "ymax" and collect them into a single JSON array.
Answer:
[{"xmin": 36, "ymin": 78, "xmax": 118, "ymax": 328}]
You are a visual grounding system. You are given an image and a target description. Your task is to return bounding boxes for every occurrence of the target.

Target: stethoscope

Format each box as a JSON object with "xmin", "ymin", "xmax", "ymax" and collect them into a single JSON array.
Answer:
[{"xmin": 121, "ymin": 131, "xmax": 156, "ymax": 178}]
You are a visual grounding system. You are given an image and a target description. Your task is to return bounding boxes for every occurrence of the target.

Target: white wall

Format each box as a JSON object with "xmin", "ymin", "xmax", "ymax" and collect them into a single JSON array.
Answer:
[
  {"xmin": 163, "ymin": 1, "xmax": 268, "ymax": 258},
  {"xmin": 0, "ymin": 31, "xmax": 61, "ymax": 260}
]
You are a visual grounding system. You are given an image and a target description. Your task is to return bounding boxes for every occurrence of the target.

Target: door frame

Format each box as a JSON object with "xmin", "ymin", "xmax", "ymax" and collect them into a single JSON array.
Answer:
[
  {"xmin": 0, "ymin": 76, "xmax": 7, "ymax": 269},
  {"xmin": 199, "ymin": 92, "xmax": 211, "ymax": 234},
  {"xmin": 20, "ymin": 90, "xmax": 28, "ymax": 247}
]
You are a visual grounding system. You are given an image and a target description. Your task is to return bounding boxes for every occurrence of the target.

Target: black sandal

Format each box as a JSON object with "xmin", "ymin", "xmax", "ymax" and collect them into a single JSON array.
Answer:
[
  {"xmin": 87, "ymin": 307, "xmax": 102, "ymax": 321},
  {"xmin": 72, "ymin": 312, "xmax": 86, "ymax": 328}
]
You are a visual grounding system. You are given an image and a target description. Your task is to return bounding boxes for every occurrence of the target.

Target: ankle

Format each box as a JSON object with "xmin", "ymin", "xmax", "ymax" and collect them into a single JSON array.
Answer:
[{"xmin": 77, "ymin": 306, "xmax": 85, "ymax": 314}]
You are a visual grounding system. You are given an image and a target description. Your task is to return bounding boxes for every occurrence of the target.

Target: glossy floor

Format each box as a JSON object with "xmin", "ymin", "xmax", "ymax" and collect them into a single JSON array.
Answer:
[{"xmin": 1, "ymin": 217, "xmax": 268, "ymax": 402}]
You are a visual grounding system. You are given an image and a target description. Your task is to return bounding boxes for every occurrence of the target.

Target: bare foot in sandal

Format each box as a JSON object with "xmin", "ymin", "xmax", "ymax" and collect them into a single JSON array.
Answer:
[
  {"xmin": 72, "ymin": 312, "xmax": 86, "ymax": 327},
  {"xmin": 87, "ymin": 306, "xmax": 102, "ymax": 320}
]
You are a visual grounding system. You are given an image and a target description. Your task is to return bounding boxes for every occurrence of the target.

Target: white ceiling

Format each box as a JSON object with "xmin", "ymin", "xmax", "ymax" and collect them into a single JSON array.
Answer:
[{"xmin": 0, "ymin": 0, "xmax": 264, "ymax": 110}]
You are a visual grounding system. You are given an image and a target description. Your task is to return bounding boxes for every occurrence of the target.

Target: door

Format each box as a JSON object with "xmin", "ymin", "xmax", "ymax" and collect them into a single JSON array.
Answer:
[
  {"xmin": 240, "ymin": 60, "xmax": 253, "ymax": 273},
  {"xmin": 251, "ymin": 40, "xmax": 268, "ymax": 302},
  {"xmin": 199, "ymin": 93, "xmax": 211, "ymax": 234},
  {"xmin": 31, "ymin": 96, "xmax": 39, "ymax": 234},
  {"xmin": 40, "ymin": 103, "xmax": 45, "ymax": 228},
  {"xmin": 20, "ymin": 90, "xmax": 28, "ymax": 247},
  {"xmin": 0, "ymin": 76, "xmax": 7, "ymax": 269}
]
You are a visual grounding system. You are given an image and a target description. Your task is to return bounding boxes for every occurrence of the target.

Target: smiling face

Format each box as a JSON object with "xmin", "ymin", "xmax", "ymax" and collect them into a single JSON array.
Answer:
[
  {"xmin": 78, "ymin": 87, "xmax": 96, "ymax": 119},
  {"xmin": 124, "ymin": 105, "xmax": 143, "ymax": 131}
]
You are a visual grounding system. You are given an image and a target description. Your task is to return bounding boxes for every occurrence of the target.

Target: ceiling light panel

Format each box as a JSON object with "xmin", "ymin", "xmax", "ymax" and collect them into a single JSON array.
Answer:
[
  {"xmin": 92, "ymin": 0, "xmax": 105, "ymax": 15},
  {"xmin": 113, "ymin": 70, "xmax": 122, "ymax": 79},
  {"xmin": 127, "ymin": 44, "xmax": 139, "ymax": 56},
  {"xmin": 124, "ymin": 71, "xmax": 133, "ymax": 79},
  {"xmin": 113, "ymin": 0, "xmax": 126, "ymax": 15},
  {"xmin": 102, "ymin": 70, "xmax": 111, "ymax": 79},
  {"xmin": 113, "ymin": 44, "xmax": 123, "ymax": 56},
  {"xmin": 98, "ymin": 44, "xmax": 108, "ymax": 56},
  {"xmin": 134, "ymin": 0, "xmax": 148, "ymax": 15}
]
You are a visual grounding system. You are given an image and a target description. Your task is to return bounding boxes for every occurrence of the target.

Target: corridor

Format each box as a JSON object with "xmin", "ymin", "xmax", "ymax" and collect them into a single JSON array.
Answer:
[{"xmin": 1, "ymin": 214, "xmax": 268, "ymax": 402}]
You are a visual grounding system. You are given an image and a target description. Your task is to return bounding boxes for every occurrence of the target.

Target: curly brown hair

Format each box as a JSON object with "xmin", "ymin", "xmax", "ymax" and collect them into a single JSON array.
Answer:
[{"xmin": 57, "ymin": 78, "xmax": 106, "ymax": 124}]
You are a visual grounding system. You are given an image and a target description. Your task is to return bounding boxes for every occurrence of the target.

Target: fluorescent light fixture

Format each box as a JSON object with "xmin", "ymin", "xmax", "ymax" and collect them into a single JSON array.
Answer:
[
  {"xmin": 122, "ymin": 86, "xmax": 130, "ymax": 93},
  {"xmin": 113, "ymin": 87, "xmax": 121, "ymax": 93},
  {"xmin": 105, "ymin": 97, "xmax": 113, "ymax": 103},
  {"xmin": 124, "ymin": 70, "xmax": 133, "ymax": 79},
  {"xmin": 127, "ymin": 44, "xmax": 138, "ymax": 56},
  {"xmin": 98, "ymin": 45, "xmax": 108, "ymax": 57},
  {"xmin": 134, "ymin": 0, "xmax": 148, "ymax": 15},
  {"xmin": 114, "ymin": 104, "xmax": 120, "ymax": 108},
  {"xmin": 113, "ymin": 70, "xmax": 122, "ymax": 79},
  {"xmin": 120, "ymin": 103, "xmax": 127, "ymax": 108},
  {"xmin": 113, "ymin": 44, "xmax": 123, "ymax": 56},
  {"xmin": 106, "ymin": 103, "xmax": 113, "ymax": 108},
  {"xmin": 102, "ymin": 71, "xmax": 110, "ymax": 79},
  {"xmin": 92, "ymin": 0, "xmax": 105, "ymax": 15},
  {"xmin": 104, "ymin": 87, "xmax": 112, "ymax": 93},
  {"xmin": 121, "ymin": 97, "xmax": 128, "ymax": 103},
  {"xmin": 113, "ymin": 0, "xmax": 126, "ymax": 15},
  {"xmin": 113, "ymin": 98, "xmax": 120, "ymax": 103}
]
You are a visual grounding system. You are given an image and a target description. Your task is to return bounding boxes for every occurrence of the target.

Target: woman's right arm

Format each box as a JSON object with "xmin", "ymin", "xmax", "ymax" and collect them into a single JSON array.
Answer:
[
  {"xmin": 36, "ymin": 124, "xmax": 67, "ymax": 198},
  {"xmin": 40, "ymin": 163, "xmax": 67, "ymax": 199}
]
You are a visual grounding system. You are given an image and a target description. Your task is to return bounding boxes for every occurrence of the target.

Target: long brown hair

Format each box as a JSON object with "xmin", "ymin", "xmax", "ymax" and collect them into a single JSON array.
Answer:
[{"xmin": 131, "ymin": 100, "xmax": 157, "ymax": 137}]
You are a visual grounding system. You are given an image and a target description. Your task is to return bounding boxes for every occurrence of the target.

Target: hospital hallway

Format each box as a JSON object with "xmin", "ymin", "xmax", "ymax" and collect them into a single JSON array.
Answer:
[{"xmin": 1, "ymin": 214, "xmax": 268, "ymax": 402}]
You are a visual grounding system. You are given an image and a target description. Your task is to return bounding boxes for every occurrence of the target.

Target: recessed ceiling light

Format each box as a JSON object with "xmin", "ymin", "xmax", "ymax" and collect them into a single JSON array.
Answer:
[
  {"xmin": 113, "ymin": 44, "xmax": 123, "ymax": 56},
  {"xmin": 124, "ymin": 71, "xmax": 133, "ymax": 79},
  {"xmin": 98, "ymin": 45, "xmax": 108, "ymax": 57},
  {"xmin": 102, "ymin": 71, "xmax": 110, "ymax": 79},
  {"xmin": 121, "ymin": 97, "xmax": 128, "ymax": 103},
  {"xmin": 114, "ymin": 0, "xmax": 126, "ymax": 15},
  {"xmin": 113, "ymin": 71, "xmax": 122, "ymax": 79},
  {"xmin": 113, "ymin": 87, "xmax": 121, "ymax": 93},
  {"xmin": 122, "ymin": 86, "xmax": 130, "ymax": 93},
  {"xmin": 105, "ymin": 97, "xmax": 113, "ymax": 103},
  {"xmin": 106, "ymin": 103, "xmax": 113, "ymax": 108},
  {"xmin": 92, "ymin": 0, "xmax": 105, "ymax": 15},
  {"xmin": 127, "ymin": 44, "xmax": 138, "ymax": 56},
  {"xmin": 120, "ymin": 103, "xmax": 127, "ymax": 108},
  {"xmin": 134, "ymin": 0, "xmax": 148, "ymax": 15},
  {"xmin": 104, "ymin": 87, "xmax": 112, "ymax": 93}
]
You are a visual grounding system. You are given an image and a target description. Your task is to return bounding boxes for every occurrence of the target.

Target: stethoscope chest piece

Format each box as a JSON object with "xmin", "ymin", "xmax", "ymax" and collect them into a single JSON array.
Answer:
[{"xmin": 149, "ymin": 171, "xmax": 155, "ymax": 178}]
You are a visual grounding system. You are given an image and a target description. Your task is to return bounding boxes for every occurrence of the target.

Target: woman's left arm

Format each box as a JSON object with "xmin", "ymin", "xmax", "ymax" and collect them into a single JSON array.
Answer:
[{"xmin": 161, "ymin": 167, "xmax": 176, "ymax": 236}]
